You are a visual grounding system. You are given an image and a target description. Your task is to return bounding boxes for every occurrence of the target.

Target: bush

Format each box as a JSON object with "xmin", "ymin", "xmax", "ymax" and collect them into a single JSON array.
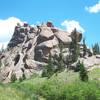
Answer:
[
  {"xmin": 0, "ymin": 60, "xmax": 2, "ymax": 67},
  {"xmin": 69, "ymin": 28, "xmax": 80, "ymax": 63},
  {"xmin": 9, "ymin": 70, "xmax": 100, "ymax": 100},
  {"xmin": 19, "ymin": 74, "xmax": 26, "ymax": 82},
  {"xmin": 19, "ymin": 77, "xmax": 23, "ymax": 82},
  {"xmin": 83, "ymin": 38, "xmax": 87, "ymax": 57},
  {"xmin": 64, "ymin": 81, "xmax": 100, "ymax": 100},
  {"xmin": 92, "ymin": 43, "xmax": 100, "ymax": 55},
  {"xmin": 37, "ymin": 81, "xmax": 67, "ymax": 100},
  {"xmin": 42, "ymin": 55, "xmax": 55, "ymax": 78},
  {"xmin": 79, "ymin": 62, "xmax": 88, "ymax": 82},
  {"xmin": 75, "ymin": 61, "xmax": 88, "ymax": 82},
  {"xmin": 33, "ymin": 80, "xmax": 100, "ymax": 100},
  {"xmin": 74, "ymin": 61, "xmax": 81, "ymax": 72},
  {"xmin": 11, "ymin": 74, "xmax": 17, "ymax": 82}
]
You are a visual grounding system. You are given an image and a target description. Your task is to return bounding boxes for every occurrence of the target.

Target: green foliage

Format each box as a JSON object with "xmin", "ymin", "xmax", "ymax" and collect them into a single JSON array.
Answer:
[
  {"xmin": 11, "ymin": 74, "xmax": 17, "ymax": 83},
  {"xmin": 0, "ymin": 60, "xmax": 2, "ymax": 67},
  {"xmin": 83, "ymin": 38, "xmax": 87, "ymax": 57},
  {"xmin": 42, "ymin": 42, "xmax": 66, "ymax": 78},
  {"xmin": 75, "ymin": 61, "xmax": 88, "ymax": 82},
  {"xmin": 22, "ymin": 73, "xmax": 26, "ymax": 80},
  {"xmin": 42, "ymin": 55, "xmax": 55, "ymax": 78},
  {"xmin": 92, "ymin": 43, "xmax": 100, "ymax": 55},
  {"xmin": 69, "ymin": 29, "xmax": 80, "ymax": 63},
  {"xmin": 19, "ymin": 74, "xmax": 26, "ymax": 82},
  {"xmin": 0, "ymin": 68, "xmax": 100, "ymax": 100},
  {"xmin": 63, "ymin": 81, "xmax": 100, "ymax": 100},
  {"xmin": 19, "ymin": 77, "xmax": 23, "ymax": 82},
  {"xmin": 54, "ymin": 42, "xmax": 65, "ymax": 72},
  {"xmin": 74, "ymin": 61, "xmax": 81, "ymax": 72},
  {"xmin": 16, "ymin": 76, "xmax": 100, "ymax": 100},
  {"xmin": 79, "ymin": 61, "xmax": 88, "ymax": 82}
]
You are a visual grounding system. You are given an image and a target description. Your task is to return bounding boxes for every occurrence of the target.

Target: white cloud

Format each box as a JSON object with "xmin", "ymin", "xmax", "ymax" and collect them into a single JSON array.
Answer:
[
  {"xmin": 85, "ymin": 1, "xmax": 100, "ymax": 13},
  {"xmin": 0, "ymin": 17, "xmax": 23, "ymax": 48},
  {"xmin": 61, "ymin": 20, "xmax": 85, "ymax": 33}
]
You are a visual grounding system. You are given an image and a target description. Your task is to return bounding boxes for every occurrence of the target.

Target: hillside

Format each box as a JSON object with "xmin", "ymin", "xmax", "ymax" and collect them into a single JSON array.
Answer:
[{"xmin": 0, "ymin": 67, "xmax": 100, "ymax": 100}]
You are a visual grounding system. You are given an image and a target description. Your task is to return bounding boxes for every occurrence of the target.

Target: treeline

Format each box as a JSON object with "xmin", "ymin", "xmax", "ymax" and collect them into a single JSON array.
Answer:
[{"xmin": 92, "ymin": 43, "xmax": 100, "ymax": 55}]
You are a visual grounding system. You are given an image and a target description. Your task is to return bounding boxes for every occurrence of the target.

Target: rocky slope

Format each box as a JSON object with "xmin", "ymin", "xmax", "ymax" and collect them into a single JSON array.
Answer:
[{"xmin": 0, "ymin": 21, "xmax": 100, "ymax": 83}]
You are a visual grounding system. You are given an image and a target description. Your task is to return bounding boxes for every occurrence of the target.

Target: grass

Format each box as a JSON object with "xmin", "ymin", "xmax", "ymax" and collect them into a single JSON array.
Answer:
[
  {"xmin": 0, "ymin": 68, "xmax": 100, "ymax": 100},
  {"xmin": 89, "ymin": 67, "xmax": 100, "ymax": 80},
  {"xmin": 0, "ymin": 84, "xmax": 29, "ymax": 100}
]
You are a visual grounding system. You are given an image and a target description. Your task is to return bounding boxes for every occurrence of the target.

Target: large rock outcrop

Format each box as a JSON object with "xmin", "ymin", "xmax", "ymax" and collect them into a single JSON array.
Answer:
[{"xmin": 0, "ymin": 22, "xmax": 83, "ymax": 83}]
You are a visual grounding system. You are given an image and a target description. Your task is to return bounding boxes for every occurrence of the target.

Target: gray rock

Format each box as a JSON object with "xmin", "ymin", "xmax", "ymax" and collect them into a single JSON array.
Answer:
[
  {"xmin": 0, "ymin": 22, "xmax": 84, "ymax": 83},
  {"xmin": 40, "ymin": 27, "xmax": 54, "ymax": 39},
  {"xmin": 96, "ymin": 55, "xmax": 100, "ymax": 59},
  {"xmin": 54, "ymin": 30, "xmax": 72, "ymax": 44},
  {"xmin": 70, "ymin": 28, "xmax": 82, "ymax": 42},
  {"xmin": 37, "ymin": 36, "xmax": 58, "ymax": 48}
]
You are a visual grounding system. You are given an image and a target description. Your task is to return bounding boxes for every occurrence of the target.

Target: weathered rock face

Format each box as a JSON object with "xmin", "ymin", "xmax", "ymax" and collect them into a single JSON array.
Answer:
[
  {"xmin": 70, "ymin": 28, "xmax": 82, "ymax": 42},
  {"xmin": 54, "ymin": 30, "xmax": 72, "ymax": 44},
  {"xmin": 0, "ymin": 22, "xmax": 83, "ymax": 83}
]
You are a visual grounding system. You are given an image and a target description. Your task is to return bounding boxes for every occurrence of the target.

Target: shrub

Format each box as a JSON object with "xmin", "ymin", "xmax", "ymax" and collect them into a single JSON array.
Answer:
[
  {"xmin": 69, "ymin": 29, "xmax": 80, "ymax": 63},
  {"xmin": 12, "ymin": 70, "xmax": 100, "ymax": 100},
  {"xmin": 53, "ymin": 42, "xmax": 65, "ymax": 73},
  {"xmin": 22, "ymin": 73, "xmax": 26, "ymax": 80},
  {"xmin": 79, "ymin": 62, "xmax": 88, "ymax": 82},
  {"xmin": 42, "ymin": 55, "xmax": 55, "ymax": 78},
  {"xmin": 11, "ymin": 74, "xmax": 17, "ymax": 82},
  {"xmin": 83, "ymin": 38, "xmax": 87, "ymax": 57},
  {"xmin": 19, "ymin": 77, "xmax": 23, "ymax": 82},
  {"xmin": 92, "ymin": 43, "xmax": 100, "ymax": 55},
  {"xmin": 33, "ymin": 80, "xmax": 100, "ymax": 100},
  {"xmin": 75, "ymin": 61, "xmax": 88, "ymax": 82},
  {"xmin": 19, "ymin": 74, "xmax": 26, "ymax": 82},
  {"xmin": 0, "ymin": 60, "xmax": 2, "ymax": 67},
  {"xmin": 74, "ymin": 60, "xmax": 81, "ymax": 72}
]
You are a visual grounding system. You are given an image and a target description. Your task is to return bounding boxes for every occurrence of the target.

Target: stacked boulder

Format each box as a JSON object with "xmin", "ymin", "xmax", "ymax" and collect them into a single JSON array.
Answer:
[{"xmin": 0, "ymin": 21, "xmax": 82, "ymax": 83}]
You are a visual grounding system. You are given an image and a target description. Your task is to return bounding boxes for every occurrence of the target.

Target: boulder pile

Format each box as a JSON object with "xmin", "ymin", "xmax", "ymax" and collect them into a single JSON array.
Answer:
[{"xmin": 0, "ymin": 21, "xmax": 99, "ymax": 83}]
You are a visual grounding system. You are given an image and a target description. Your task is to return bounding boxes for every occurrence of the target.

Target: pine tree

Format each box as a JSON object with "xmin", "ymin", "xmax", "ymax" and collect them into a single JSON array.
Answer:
[
  {"xmin": 76, "ymin": 61, "xmax": 88, "ymax": 82},
  {"xmin": 56, "ymin": 42, "xmax": 65, "ymax": 72},
  {"xmin": 42, "ymin": 54, "xmax": 54, "ymax": 78},
  {"xmin": 0, "ymin": 60, "xmax": 2, "ymax": 68},
  {"xmin": 50, "ymin": 42, "xmax": 65, "ymax": 74},
  {"xmin": 92, "ymin": 43, "xmax": 100, "ymax": 55},
  {"xmin": 83, "ymin": 38, "xmax": 87, "ymax": 57},
  {"xmin": 69, "ymin": 28, "xmax": 80, "ymax": 63},
  {"xmin": 11, "ymin": 74, "xmax": 17, "ymax": 82}
]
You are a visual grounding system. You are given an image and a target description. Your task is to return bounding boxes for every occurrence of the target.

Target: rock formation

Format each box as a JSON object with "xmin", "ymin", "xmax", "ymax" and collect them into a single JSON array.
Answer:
[{"xmin": 0, "ymin": 21, "xmax": 99, "ymax": 83}]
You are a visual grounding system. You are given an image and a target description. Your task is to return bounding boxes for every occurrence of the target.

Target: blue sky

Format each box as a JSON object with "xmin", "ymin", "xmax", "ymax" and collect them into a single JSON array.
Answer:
[{"xmin": 0, "ymin": 0, "xmax": 100, "ymax": 48}]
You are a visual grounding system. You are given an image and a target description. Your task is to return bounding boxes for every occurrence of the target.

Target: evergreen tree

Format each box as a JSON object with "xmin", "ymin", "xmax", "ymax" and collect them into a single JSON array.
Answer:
[
  {"xmin": 74, "ymin": 60, "xmax": 81, "ymax": 72},
  {"xmin": 83, "ymin": 38, "xmax": 87, "ymax": 57},
  {"xmin": 76, "ymin": 61, "xmax": 88, "ymax": 82},
  {"xmin": 11, "ymin": 74, "xmax": 17, "ymax": 82},
  {"xmin": 92, "ymin": 43, "xmax": 100, "ymax": 55},
  {"xmin": 55, "ymin": 42, "xmax": 65, "ymax": 72},
  {"xmin": 42, "ymin": 54, "xmax": 55, "ymax": 78},
  {"xmin": 70, "ymin": 28, "xmax": 80, "ymax": 63},
  {"xmin": 42, "ymin": 42, "xmax": 65, "ymax": 78},
  {"xmin": 19, "ymin": 73, "xmax": 26, "ymax": 82},
  {"xmin": 80, "ymin": 64, "xmax": 88, "ymax": 82},
  {"xmin": 0, "ymin": 60, "xmax": 2, "ymax": 68}
]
